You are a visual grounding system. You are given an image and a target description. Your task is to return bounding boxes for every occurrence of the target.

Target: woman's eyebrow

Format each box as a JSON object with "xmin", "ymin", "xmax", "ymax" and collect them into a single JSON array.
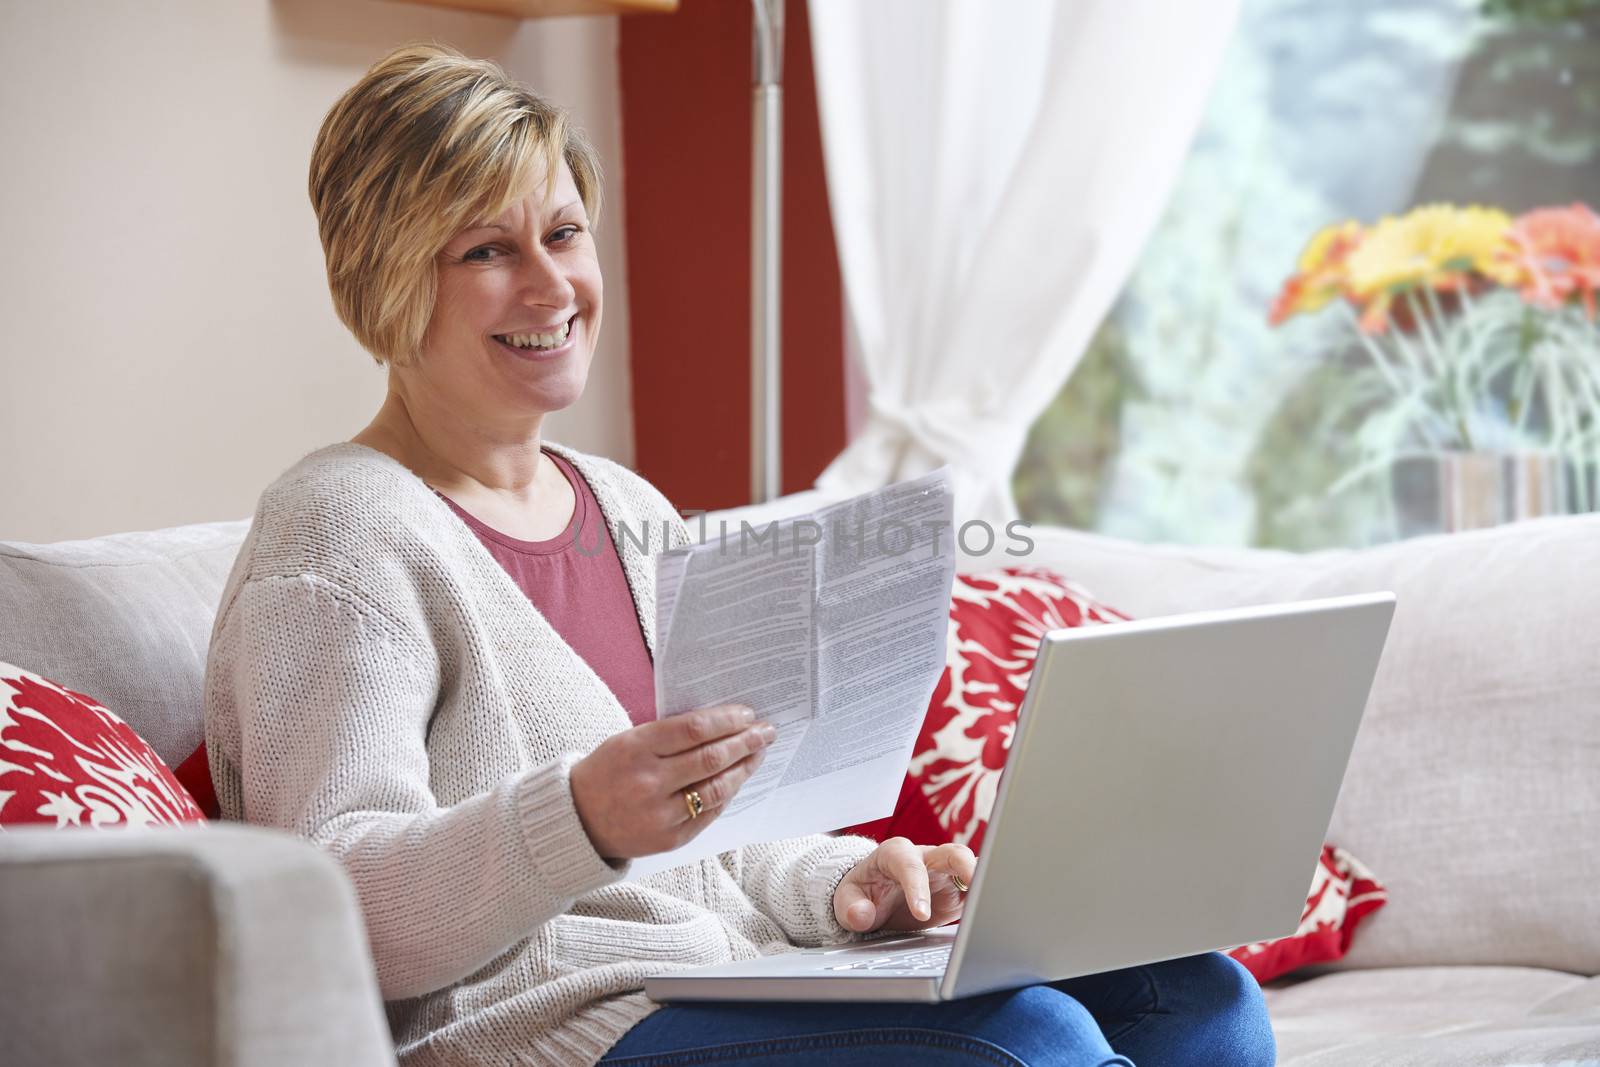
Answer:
[{"xmin": 464, "ymin": 201, "xmax": 584, "ymax": 233}]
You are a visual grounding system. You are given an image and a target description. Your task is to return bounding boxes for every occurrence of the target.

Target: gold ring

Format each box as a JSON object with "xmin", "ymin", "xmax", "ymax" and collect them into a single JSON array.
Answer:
[
  {"xmin": 950, "ymin": 872, "xmax": 970, "ymax": 893},
  {"xmin": 684, "ymin": 789, "xmax": 704, "ymax": 820}
]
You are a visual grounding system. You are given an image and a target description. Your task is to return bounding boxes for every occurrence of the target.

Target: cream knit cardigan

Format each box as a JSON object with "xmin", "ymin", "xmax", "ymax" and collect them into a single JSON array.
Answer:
[{"xmin": 203, "ymin": 442, "xmax": 877, "ymax": 1067}]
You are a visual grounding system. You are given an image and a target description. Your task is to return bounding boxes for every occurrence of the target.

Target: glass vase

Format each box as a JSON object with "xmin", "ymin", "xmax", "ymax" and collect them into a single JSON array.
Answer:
[{"xmin": 1390, "ymin": 451, "xmax": 1591, "ymax": 537}]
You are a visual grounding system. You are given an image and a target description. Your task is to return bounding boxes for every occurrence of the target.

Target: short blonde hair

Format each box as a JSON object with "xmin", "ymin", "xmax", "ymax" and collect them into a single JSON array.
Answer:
[{"xmin": 309, "ymin": 42, "xmax": 603, "ymax": 367}]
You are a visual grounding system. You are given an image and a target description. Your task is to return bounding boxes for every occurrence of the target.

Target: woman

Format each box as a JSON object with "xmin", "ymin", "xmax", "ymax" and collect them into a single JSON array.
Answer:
[{"xmin": 204, "ymin": 43, "xmax": 1276, "ymax": 1067}]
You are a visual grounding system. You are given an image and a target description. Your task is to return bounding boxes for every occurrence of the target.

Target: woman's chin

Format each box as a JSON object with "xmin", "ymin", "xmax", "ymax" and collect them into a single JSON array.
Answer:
[
  {"xmin": 496, "ymin": 350, "xmax": 591, "ymax": 409},
  {"xmin": 515, "ymin": 374, "xmax": 588, "ymax": 415}
]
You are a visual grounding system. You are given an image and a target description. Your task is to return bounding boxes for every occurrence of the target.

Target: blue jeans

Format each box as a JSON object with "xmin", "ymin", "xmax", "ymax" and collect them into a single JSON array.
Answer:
[{"xmin": 600, "ymin": 951, "xmax": 1275, "ymax": 1066}]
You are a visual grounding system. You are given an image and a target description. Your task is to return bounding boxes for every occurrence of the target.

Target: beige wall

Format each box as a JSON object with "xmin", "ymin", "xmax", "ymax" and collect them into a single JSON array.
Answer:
[{"xmin": 0, "ymin": 0, "xmax": 635, "ymax": 543}]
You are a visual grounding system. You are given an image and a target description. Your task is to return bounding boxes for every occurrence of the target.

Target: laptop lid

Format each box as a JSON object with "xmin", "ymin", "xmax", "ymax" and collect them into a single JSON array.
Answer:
[{"xmin": 940, "ymin": 592, "xmax": 1396, "ymax": 1000}]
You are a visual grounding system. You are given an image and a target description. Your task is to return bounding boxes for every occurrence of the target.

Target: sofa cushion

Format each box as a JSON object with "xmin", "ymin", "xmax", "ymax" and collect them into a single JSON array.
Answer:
[
  {"xmin": 1264, "ymin": 965, "xmax": 1600, "ymax": 1065},
  {"xmin": 0, "ymin": 520, "xmax": 249, "ymax": 770},
  {"xmin": 0, "ymin": 661, "xmax": 206, "ymax": 826},
  {"xmin": 1011, "ymin": 514, "xmax": 1600, "ymax": 975}
]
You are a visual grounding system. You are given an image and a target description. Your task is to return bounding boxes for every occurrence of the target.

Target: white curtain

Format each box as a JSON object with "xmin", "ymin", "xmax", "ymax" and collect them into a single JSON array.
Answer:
[{"xmin": 808, "ymin": 0, "xmax": 1241, "ymax": 527}]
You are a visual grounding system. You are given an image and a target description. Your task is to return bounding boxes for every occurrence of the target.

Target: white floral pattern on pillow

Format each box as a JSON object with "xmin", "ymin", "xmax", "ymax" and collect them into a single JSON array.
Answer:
[{"xmin": 0, "ymin": 662, "xmax": 205, "ymax": 828}]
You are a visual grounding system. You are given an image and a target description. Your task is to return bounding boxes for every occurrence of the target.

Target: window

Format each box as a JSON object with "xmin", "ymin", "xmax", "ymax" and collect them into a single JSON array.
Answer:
[{"xmin": 1014, "ymin": 0, "xmax": 1600, "ymax": 549}]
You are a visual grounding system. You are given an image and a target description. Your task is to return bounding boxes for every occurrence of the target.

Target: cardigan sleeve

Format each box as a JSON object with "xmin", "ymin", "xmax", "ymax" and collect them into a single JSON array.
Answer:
[
  {"xmin": 204, "ymin": 572, "xmax": 625, "ymax": 1002},
  {"xmin": 719, "ymin": 832, "xmax": 879, "ymax": 946}
]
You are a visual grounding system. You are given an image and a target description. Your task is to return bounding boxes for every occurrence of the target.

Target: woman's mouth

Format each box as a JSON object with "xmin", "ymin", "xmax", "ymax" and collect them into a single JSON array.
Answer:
[{"xmin": 492, "ymin": 314, "xmax": 578, "ymax": 361}]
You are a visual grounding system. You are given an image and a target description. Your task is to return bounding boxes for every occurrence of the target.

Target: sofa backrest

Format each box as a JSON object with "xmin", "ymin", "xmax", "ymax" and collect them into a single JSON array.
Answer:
[
  {"xmin": 1008, "ymin": 514, "xmax": 1600, "ymax": 977},
  {"xmin": 8, "ymin": 509, "xmax": 1598, "ymax": 977},
  {"xmin": 0, "ymin": 521, "xmax": 250, "ymax": 769}
]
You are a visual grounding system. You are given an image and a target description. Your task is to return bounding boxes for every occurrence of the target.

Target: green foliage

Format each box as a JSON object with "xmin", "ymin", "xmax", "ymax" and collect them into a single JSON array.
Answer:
[
  {"xmin": 1247, "ymin": 358, "xmax": 1397, "ymax": 549},
  {"xmin": 1012, "ymin": 318, "xmax": 1141, "ymax": 530},
  {"xmin": 1480, "ymin": 0, "xmax": 1600, "ymax": 23}
]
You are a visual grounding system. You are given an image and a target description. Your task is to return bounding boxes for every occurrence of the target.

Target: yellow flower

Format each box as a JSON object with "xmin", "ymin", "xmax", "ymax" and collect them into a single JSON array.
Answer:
[
  {"xmin": 1345, "ymin": 204, "xmax": 1515, "ymax": 298},
  {"xmin": 1298, "ymin": 219, "xmax": 1361, "ymax": 275},
  {"xmin": 1269, "ymin": 220, "xmax": 1362, "ymax": 325}
]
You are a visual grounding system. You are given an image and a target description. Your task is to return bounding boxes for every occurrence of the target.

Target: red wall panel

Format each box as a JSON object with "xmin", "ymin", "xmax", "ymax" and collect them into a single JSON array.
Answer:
[{"xmin": 619, "ymin": 0, "xmax": 845, "ymax": 511}]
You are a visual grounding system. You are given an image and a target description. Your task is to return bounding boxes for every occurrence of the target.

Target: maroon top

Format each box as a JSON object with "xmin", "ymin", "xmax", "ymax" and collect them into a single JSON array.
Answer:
[{"xmin": 434, "ymin": 449, "xmax": 657, "ymax": 727}]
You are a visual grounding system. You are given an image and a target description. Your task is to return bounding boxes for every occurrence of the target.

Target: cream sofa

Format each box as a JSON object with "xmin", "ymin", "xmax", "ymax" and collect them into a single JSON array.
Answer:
[{"xmin": 2, "ymin": 509, "xmax": 1598, "ymax": 1066}]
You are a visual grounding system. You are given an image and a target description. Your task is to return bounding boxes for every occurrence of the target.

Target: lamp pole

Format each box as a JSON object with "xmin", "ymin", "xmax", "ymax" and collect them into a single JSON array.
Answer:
[{"xmin": 750, "ymin": 0, "xmax": 784, "ymax": 503}]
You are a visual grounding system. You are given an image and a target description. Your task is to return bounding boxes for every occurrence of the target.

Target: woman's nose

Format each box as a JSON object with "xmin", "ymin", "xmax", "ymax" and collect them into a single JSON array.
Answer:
[{"xmin": 517, "ymin": 247, "xmax": 576, "ymax": 307}]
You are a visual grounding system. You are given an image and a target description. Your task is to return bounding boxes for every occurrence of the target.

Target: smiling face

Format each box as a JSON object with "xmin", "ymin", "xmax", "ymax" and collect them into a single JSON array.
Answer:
[{"xmin": 400, "ymin": 157, "xmax": 602, "ymax": 435}]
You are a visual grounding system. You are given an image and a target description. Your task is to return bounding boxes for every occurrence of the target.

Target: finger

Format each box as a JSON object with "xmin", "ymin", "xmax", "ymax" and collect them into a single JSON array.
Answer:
[
  {"xmin": 671, "ymin": 751, "xmax": 766, "ymax": 847},
  {"xmin": 680, "ymin": 747, "xmax": 766, "ymax": 823},
  {"xmin": 643, "ymin": 704, "xmax": 754, "ymax": 756},
  {"xmin": 663, "ymin": 722, "xmax": 775, "ymax": 791},
  {"xmin": 881, "ymin": 838, "xmax": 932, "ymax": 922},
  {"xmin": 929, "ymin": 843, "xmax": 978, "ymax": 891},
  {"xmin": 832, "ymin": 870, "xmax": 881, "ymax": 933}
]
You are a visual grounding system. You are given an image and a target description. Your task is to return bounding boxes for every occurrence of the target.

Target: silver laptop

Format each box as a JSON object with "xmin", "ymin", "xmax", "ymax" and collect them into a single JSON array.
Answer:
[{"xmin": 646, "ymin": 591, "xmax": 1396, "ymax": 1003}]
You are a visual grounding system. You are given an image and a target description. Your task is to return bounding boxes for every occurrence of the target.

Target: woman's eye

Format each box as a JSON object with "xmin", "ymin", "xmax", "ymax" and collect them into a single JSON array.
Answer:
[
  {"xmin": 463, "ymin": 245, "xmax": 502, "ymax": 262},
  {"xmin": 550, "ymin": 225, "xmax": 582, "ymax": 245}
]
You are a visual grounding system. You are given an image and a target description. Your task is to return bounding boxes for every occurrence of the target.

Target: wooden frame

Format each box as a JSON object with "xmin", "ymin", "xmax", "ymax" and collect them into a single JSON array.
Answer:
[{"xmin": 379, "ymin": 0, "xmax": 677, "ymax": 18}]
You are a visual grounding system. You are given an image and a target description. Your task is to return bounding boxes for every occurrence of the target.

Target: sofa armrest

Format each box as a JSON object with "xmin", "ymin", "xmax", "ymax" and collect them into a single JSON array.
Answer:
[{"xmin": 0, "ymin": 823, "xmax": 396, "ymax": 1067}]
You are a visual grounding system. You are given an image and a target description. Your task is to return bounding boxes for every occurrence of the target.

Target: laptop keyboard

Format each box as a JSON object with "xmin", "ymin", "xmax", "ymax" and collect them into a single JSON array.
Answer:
[{"xmin": 826, "ymin": 945, "xmax": 952, "ymax": 973}]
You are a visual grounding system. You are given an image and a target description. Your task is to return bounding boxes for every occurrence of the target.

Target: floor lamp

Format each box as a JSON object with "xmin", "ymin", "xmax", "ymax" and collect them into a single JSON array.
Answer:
[{"xmin": 750, "ymin": 0, "xmax": 783, "ymax": 504}]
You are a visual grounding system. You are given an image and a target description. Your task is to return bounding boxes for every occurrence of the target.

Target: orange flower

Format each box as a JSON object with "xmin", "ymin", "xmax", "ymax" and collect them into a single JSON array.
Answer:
[
  {"xmin": 1505, "ymin": 203, "xmax": 1600, "ymax": 321},
  {"xmin": 1269, "ymin": 220, "xmax": 1362, "ymax": 326}
]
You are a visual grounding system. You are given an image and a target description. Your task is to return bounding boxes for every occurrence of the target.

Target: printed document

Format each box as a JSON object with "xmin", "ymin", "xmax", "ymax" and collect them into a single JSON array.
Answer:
[{"xmin": 628, "ymin": 468, "xmax": 956, "ymax": 879}]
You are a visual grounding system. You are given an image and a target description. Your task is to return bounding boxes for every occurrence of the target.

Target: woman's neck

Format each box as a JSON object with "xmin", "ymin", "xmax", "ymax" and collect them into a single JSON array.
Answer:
[{"xmin": 351, "ymin": 386, "xmax": 549, "ymax": 501}]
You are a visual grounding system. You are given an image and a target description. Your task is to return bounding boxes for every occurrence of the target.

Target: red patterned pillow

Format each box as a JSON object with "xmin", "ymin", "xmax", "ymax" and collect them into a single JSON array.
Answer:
[
  {"xmin": 844, "ymin": 566, "xmax": 1128, "ymax": 851},
  {"xmin": 841, "ymin": 566, "xmax": 1387, "ymax": 983},
  {"xmin": 0, "ymin": 661, "xmax": 207, "ymax": 827},
  {"xmin": 1227, "ymin": 844, "xmax": 1388, "ymax": 983}
]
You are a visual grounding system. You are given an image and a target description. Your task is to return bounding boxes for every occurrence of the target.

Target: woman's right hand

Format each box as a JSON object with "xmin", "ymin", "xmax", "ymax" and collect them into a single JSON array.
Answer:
[{"xmin": 569, "ymin": 704, "xmax": 776, "ymax": 861}]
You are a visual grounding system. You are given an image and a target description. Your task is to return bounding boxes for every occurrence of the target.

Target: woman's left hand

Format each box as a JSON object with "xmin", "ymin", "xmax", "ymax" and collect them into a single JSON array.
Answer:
[{"xmin": 832, "ymin": 838, "xmax": 977, "ymax": 934}]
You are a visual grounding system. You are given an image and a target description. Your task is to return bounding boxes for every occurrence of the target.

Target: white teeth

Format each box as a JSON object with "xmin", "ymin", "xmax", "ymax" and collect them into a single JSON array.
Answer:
[{"xmin": 498, "ymin": 320, "xmax": 571, "ymax": 350}]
